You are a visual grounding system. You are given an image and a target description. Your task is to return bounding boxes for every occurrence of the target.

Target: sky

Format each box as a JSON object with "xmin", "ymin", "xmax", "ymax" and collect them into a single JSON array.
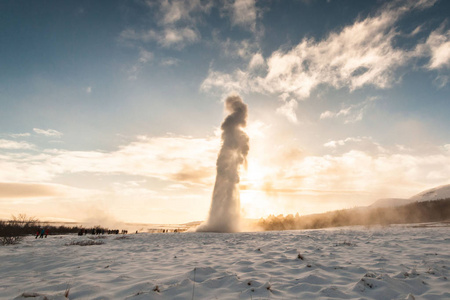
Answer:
[{"xmin": 0, "ymin": 0, "xmax": 449, "ymax": 225}]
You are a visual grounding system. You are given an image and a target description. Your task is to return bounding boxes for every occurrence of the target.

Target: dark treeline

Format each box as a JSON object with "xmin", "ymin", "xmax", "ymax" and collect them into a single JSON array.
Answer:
[
  {"xmin": 0, "ymin": 214, "xmax": 123, "ymax": 245},
  {"xmin": 258, "ymin": 199, "xmax": 450, "ymax": 231}
]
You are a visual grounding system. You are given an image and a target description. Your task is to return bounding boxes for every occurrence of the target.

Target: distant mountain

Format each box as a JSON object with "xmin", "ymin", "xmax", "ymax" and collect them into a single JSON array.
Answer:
[
  {"xmin": 409, "ymin": 184, "xmax": 450, "ymax": 202},
  {"xmin": 370, "ymin": 184, "xmax": 450, "ymax": 208}
]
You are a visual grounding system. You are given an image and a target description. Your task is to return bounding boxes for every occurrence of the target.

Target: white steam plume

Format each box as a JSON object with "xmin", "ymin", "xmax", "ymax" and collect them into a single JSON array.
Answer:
[{"xmin": 196, "ymin": 94, "xmax": 249, "ymax": 232}]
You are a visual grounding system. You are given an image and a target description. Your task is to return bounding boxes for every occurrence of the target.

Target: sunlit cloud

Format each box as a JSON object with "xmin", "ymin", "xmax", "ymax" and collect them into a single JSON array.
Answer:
[
  {"xmin": 0, "ymin": 135, "xmax": 219, "ymax": 185},
  {"xmin": 253, "ymin": 145, "xmax": 450, "ymax": 202},
  {"xmin": 33, "ymin": 128, "xmax": 63, "ymax": 137}
]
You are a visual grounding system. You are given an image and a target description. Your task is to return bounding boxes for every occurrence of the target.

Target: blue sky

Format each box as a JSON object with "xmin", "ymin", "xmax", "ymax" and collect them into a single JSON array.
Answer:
[{"xmin": 0, "ymin": 0, "xmax": 449, "ymax": 224}]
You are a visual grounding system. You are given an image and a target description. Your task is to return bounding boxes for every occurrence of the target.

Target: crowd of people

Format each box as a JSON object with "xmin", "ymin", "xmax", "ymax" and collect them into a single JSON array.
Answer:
[{"xmin": 77, "ymin": 228, "xmax": 128, "ymax": 236}]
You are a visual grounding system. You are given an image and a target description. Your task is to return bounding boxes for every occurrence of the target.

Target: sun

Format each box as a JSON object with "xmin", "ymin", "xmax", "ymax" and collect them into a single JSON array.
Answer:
[{"xmin": 239, "ymin": 158, "xmax": 276, "ymax": 219}]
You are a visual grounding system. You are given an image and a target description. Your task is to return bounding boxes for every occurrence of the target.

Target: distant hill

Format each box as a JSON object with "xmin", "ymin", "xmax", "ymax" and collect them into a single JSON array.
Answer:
[
  {"xmin": 369, "ymin": 198, "xmax": 413, "ymax": 208},
  {"xmin": 370, "ymin": 183, "xmax": 450, "ymax": 208},
  {"xmin": 409, "ymin": 184, "xmax": 450, "ymax": 202}
]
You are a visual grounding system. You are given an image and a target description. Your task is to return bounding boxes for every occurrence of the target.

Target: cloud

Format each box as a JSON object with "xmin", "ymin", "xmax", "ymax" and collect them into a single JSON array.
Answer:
[
  {"xmin": 120, "ymin": 26, "xmax": 200, "ymax": 50},
  {"xmin": 119, "ymin": 0, "xmax": 211, "ymax": 50},
  {"xmin": 201, "ymin": 0, "xmax": 442, "ymax": 118},
  {"xmin": 320, "ymin": 97, "xmax": 378, "ymax": 123},
  {"xmin": 9, "ymin": 133, "xmax": 31, "ymax": 138},
  {"xmin": 160, "ymin": 57, "xmax": 180, "ymax": 66},
  {"xmin": 158, "ymin": 0, "xmax": 212, "ymax": 25},
  {"xmin": 225, "ymin": 0, "xmax": 258, "ymax": 32},
  {"xmin": 423, "ymin": 25, "xmax": 450, "ymax": 69},
  {"xmin": 128, "ymin": 48, "xmax": 154, "ymax": 80},
  {"xmin": 0, "ymin": 139, "xmax": 34, "ymax": 150},
  {"xmin": 85, "ymin": 86, "xmax": 92, "ymax": 94},
  {"xmin": 248, "ymin": 52, "xmax": 265, "ymax": 70},
  {"xmin": 120, "ymin": 27, "xmax": 198, "ymax": 49},
  {"xmin": 323, "ymin": 136, "xmax": 386, "ymax": 155},
  {"xmin": 33, "ymin": 128, "xmax": 63, "ymax": 137},
  {"xmin": 276, "ymin": 96, "xmax": 298, "ymax": 123},
  {"xmin": 216, "ymin": 37, "xmax": 260, "ymax": 59},
  {"xmin": 159, "ymin": 27, "xmax": 200, "ymax": 47}
]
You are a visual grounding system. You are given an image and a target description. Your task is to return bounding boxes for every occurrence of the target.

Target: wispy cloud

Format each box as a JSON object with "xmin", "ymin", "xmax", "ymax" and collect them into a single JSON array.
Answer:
[
  {"xmin": 127, "ymin": 48, "xmax": 154, "ymax": 80},
  {"xmin": 9, "ymin": 133, "xmax": 31, "ymax": 138},
  {"xmin": 160, "ymin": 57, "xmax": 180, "ymax": 67},
  {"xmin": 120, "ymin": 28, "xmax": 198, "ymax": 49},
  {"xmin": 224, "ymin": 0, "xmax": 258, "ymax": 32},
  {"xmin": 422, "ymin": 24, "xmax": 450, "ymax": 69},
  {"xmin": 158, "ymin": 0, "xmax": 212, "ymax": 26},
  {"xmin": 215, "ymin": 37, "xmax": 260, "ymax": 60},
  {"xmin": 119, "ymin": 0, "xmax": 211, "ymax": 49},
  {"xmin": 33, "ymin": 128, "xmax": 63, "ymax": 137},
  {"xmin": 320, "ymin": 97, "xmax": 379, "ymax": 123},
  {"xmin": 323, "ymin": 136, "xmax": 386, "ymax": 155}
]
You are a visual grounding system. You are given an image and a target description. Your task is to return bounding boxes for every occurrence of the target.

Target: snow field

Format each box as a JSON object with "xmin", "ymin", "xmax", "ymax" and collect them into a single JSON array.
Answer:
[{"xmin": 1, "ymin": 226, "xmax": 449, "ymax": 299}]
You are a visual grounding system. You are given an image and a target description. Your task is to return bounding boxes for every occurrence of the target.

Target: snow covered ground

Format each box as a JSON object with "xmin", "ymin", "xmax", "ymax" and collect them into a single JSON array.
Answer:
[{"xmin": 1, "ymin": 225, "xmax": 449, "ymax": 299}]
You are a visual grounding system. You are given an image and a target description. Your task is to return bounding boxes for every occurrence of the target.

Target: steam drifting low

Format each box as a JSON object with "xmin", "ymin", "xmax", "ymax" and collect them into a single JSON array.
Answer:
[{"xmin": 196, "ymin": 95, "xmax": 249, "ymax": 233}]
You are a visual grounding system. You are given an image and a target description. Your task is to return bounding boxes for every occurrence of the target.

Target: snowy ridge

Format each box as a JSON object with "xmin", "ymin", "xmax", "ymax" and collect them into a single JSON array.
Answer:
[
  {"xmin": 409, "ymin": 184, "xmax": 450, "ymax": 202},
  {"xmin": 370, "ymin": 184, "xmax": 450, "ymax": 208}
]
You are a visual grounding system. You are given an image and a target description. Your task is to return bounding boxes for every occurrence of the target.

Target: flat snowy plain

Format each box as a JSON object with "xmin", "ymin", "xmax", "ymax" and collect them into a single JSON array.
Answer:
[{"xmin": 1, "ymin": 225, "xmax": 449, "ymax": 299}]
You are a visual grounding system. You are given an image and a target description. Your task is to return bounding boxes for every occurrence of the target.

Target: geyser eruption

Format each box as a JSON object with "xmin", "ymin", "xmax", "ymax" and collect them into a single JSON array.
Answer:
[{"xmin": 196, "ymin": 94, "xmax": 249, "ymax": 233}]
